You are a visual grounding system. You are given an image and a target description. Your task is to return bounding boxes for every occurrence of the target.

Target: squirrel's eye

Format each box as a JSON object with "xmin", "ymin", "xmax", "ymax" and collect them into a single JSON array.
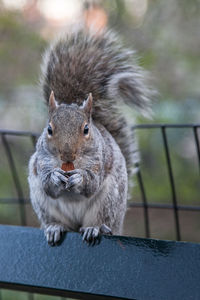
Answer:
[
  {"xmin": 47, "ymin": 124, "xmax": 53, "ymax": 136},
  {"xmin": 83, "ymin": 124, "xmax": 89, "ymax": 135}
]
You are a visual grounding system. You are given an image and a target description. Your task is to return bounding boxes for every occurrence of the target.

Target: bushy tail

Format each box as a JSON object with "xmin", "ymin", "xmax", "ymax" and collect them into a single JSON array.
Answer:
[{"xmin": 41, "ymin": 28, "xmax": 153, "ymax": 175}]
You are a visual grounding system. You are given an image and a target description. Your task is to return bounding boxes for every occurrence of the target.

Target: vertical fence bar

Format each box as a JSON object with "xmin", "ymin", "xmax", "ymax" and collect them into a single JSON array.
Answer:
[
  {"xmin": 135, "ymin": 162, "xmax": 150, "ymax": 238},
  {"xmin": 161, "ymin": 126, "xmax": 181, "ymax": 241},
  {"xmin": 2, "ymin": 134, "xmax": 34, "ymax": 300},
  {"xmin": 28, "ymin": 293, "xmax": 34, "ymax": 300},
  {"xmin": 1, "ymin": 134, "xmax": 26, "ymax": 226},
  {"xmin": 31, "ymin": 135, "xmax": 37, "ymax": 148},
  {"xmin": 193, "ymin": 126, "xmax": 200, "ymax": 174}
]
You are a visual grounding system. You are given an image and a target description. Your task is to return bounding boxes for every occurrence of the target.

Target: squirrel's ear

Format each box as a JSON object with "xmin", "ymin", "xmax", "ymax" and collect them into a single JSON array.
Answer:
[
  {"xmin": 82, "ymin": 93, "xmax": 93, "ymax": 117},
  {"xmin": 49, "ymin": 91, "xmax": 58, "ymax": 114}
]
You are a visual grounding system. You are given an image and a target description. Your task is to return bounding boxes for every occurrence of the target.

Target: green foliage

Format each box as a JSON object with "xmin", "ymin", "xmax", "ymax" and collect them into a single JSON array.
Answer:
[
  {"xmin": 0, "ymin": 10, "xmax": 47, "ymax": 91},
  {"xmin": 1, "ymin": 289, "xmax": 74, "ymax": 300}
]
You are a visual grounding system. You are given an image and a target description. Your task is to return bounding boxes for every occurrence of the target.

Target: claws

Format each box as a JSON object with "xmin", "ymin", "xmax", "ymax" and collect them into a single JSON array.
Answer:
[
  {"xmin": 65, "ymin": 170, "xmax": 83, "ymax": 193},
  {"xmin": 80, "ymin": 226, "xmax": 100, "ymax": 245},
  {"xmin": 100, "ymin": 224, "xmax": 112, "ymax": 235},
  {"xmin": 44, "ymin": 168, "xmax": 70, "ymax": 198},
  {"xmin": 80, "ymin": 224, "xmax": 112, "ymax": 245},
  {"xmin": 67, "ymin": 173, "xmax": 83, "ymax": 189},
  {"xmin": 44, "ymin": 224, "xmax": 65, "ymax": 246},
  {"xmin": 65, "ymin": 169, "xmax": 79, "ymax": 176},
  {"xmin": 51, "ymin": 168, "xmax": 68, "ymax": 185}
]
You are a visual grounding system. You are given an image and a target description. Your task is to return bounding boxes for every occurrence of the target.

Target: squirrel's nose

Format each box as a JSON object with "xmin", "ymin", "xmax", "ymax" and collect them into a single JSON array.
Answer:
[{"xmin": 60, "ymin": 152, "xmax": 76, "ymax": 162}]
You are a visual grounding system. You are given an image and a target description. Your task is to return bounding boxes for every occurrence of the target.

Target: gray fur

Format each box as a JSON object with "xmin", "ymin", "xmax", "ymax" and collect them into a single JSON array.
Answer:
[
  {"xmin": 29, "ymin": 28, "xmax": 152, "ymax": 245},
  {"xmin": 41, "ymin": 28, "xmax": 153, "ymax": 175},
  {"xmin": 29, "ymin": 121, "xmax": 127, "ymax": 244}
]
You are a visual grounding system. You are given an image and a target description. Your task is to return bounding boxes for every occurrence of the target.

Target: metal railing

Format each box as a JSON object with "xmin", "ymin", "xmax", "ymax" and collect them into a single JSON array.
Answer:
[
  {"xmin": 0, "ymin": 129, "xmax": 38, "ymax": 226},
  {"xmin": 0, "ymin": 124, "xmax": 200, "ymax": 241},
  {"xmin": 132, "ymin": 123, "xmax": 200, "ymax": 241}
]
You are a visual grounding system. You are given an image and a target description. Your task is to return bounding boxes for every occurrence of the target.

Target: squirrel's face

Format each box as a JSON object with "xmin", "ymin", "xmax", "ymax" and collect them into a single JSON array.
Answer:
[{"xmin": 46, "ymin": 91, "xmax": 93, "ymax": 163}]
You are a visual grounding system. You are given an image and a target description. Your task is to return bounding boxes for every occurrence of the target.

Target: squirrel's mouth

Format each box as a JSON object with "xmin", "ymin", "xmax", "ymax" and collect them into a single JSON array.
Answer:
[{"xmin": 61, "ymin": 162, "xmax": 75, "ymax": 172}]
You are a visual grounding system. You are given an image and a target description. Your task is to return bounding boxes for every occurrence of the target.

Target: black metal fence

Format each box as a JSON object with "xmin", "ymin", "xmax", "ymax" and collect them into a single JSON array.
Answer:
[
  {"xmin": 132, "ymin": 124, "xmax": 200, "ymax": 242},
  {"xmin": 0, "ymin": 124, "xmax": 200, "ymax": 241},
  {"xmin": 0, "ymin": 129, "xmax": 38, "ymax": 227}
]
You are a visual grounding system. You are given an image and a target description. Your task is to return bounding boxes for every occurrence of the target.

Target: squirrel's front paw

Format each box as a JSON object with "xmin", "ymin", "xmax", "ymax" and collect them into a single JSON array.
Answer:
[
  {"xmin": 44, "ymin": 224, "xmax": 65, "ymax": 246},
  {"xmin": 80, "ymin": 224, "xmax": 112, "ymax": 245},
  {"xmin": 65, "ymin": 169, "xmax": 84, "ymax": 193},
  {"xmin": 45, "ymin": 168, "xmax": 68, "ymax": 198}
]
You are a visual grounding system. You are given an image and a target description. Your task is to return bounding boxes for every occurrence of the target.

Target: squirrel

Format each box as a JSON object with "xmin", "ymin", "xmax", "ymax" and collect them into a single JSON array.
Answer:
[{"xmin": 28, "ymin": 28, "xmax": 152, "ymax": 246}]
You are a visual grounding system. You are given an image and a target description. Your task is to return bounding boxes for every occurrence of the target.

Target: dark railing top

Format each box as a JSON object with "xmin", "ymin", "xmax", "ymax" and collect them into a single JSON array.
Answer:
[
  {"xmin": 0, "ymin": 122, "xmax": 199, "ymax": 136},
  {"xmin": 0, "ymin": 129, "xmax": 39, "ymax": 137},
  {"xmin": 132, "ymin": 123, "xmax": 200, "ymax": 129},
  {"xmin": 0, "ymin": 225, "xmax": 200, "ymax": 300}
]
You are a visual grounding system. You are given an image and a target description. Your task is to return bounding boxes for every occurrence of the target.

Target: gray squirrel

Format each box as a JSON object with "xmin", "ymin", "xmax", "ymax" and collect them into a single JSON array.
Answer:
[{"xmin": 28, "ymin": 28, "xmax": 152, "ymax": 245}]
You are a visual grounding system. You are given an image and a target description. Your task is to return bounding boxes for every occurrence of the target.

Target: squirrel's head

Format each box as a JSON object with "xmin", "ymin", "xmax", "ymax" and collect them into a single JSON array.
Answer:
[{"xmin": 46, "ymin": 91, "xmax": 93, "ymax": 162}]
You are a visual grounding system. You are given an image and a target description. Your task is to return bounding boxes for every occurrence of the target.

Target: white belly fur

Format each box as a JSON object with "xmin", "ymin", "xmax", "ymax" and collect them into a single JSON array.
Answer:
[{"xmin": 29, "ymin": 170, "xmax": 103, "ymax": 231}]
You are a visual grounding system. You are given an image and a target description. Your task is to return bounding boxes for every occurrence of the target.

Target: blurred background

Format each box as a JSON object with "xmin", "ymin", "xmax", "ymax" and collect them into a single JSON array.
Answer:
[
  {"xmin": 0, "ymin": 0, "xmax": 200, "ymax": 242},
  {"xmin": 0, "ymin": 0, "xmax": 200, "ymax": 299}
]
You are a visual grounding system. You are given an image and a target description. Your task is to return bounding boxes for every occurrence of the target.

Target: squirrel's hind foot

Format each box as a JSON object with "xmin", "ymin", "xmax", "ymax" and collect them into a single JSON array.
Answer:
[{"xmin": 80, "ymin": 224, "xmax": 112, "ymax": 245}]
